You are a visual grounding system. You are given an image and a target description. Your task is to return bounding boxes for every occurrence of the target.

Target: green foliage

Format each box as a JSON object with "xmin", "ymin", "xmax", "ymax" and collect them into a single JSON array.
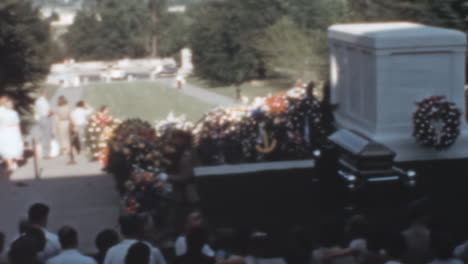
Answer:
[
  {"xmin": 256, "ymin": 16, "xmax": 328, "ymax": 81},
  {"xmin": 189, "ymin": 0, "xmax": 285, "ymax": 84},
  {"xmin": 346, "ymin": 0, "xmax": 432, "ymax": 23},
  {"xmin": 157, "ymin": 13, "xmax": 192, "ymax": 57},
  {"xmin": 286, "ymin": 0, "xmax": 348, "ymax": 29},
  {"xmin": 64, "ymin": 0, "xmax": 151, "ymax": 60},
  {"xmin": 63, "ymin": 11, "xmax": 102, "ymax": 60},
  {"xmin": 426, "ymin": 0, "xmax": 468, "ymax": 32},
  {"xmin": 0, "ymin": 0, "xmax": 52, "ymax": 115}
]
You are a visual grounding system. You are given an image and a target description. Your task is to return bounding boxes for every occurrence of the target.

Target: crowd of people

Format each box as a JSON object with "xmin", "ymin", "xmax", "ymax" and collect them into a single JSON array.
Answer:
[
  {"xmin": 0, "ymin": 90, "xmax": 98, "ymax": 175},
  {"xmin": 1, "ymin": 200, "xmax": 468, "ymax": 264},
  {"xmin": 34, "ymin": 90, "xmax": 94, "ymax": 162}
]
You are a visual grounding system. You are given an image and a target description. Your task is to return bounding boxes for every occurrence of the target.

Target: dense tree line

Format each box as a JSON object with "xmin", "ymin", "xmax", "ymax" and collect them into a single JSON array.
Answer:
[{"xmin": 63, "ymin": 0, "xmax": 468, "ymax": 84}]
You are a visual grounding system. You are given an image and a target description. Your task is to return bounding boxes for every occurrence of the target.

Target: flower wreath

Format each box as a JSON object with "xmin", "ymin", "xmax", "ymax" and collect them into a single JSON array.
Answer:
[{"xmin": 413, "ymin": 96, "xmax": 461, "ymax": 150}]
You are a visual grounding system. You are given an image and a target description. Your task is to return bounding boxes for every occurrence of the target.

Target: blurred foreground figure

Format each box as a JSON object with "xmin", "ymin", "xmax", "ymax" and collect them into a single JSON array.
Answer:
[{"xmin": 0, "ymin": 96, "xmax": 24, "ymax": 174}]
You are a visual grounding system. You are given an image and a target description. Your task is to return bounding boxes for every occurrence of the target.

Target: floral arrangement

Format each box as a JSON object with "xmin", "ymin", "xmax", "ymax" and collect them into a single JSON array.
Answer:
[
  {"xmin": 101, "ymin": 82, "xmax": 332, "ymax": 214},
  {"xmin": 155, "ymin": 112, "xmax": 193, "ymax": 137},
  {"xmin": 85, "ymin": 112, "xmax": 120, "ymax": 160},
  {"xmin": 194, "ymin": 84, "xmax": 328, "ymax": 164},
  {"xmin": 122, "ymin": 171, "xmax": 172, "ymax": 213},
  {"xmin": 413, "ymin": 96, "xmax": 461, "ymax": 149},
  {"xmin": 106, "ymin": 119, "xmax": 164, "ymax": 193}
]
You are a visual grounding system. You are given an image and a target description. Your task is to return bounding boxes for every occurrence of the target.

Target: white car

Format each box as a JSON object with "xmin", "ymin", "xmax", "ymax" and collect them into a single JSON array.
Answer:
[{"xmin": 100, "ymin": 68, "xmax": 126, "ymax": 81}]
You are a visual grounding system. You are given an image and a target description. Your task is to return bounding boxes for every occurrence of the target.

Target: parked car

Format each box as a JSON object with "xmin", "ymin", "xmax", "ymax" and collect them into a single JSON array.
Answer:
[
  {"xmin": 156, "ymin": 65, "xmax": 178, "ymax": 77},
  {"xmin": 100, "ymin": 68, "xmax": 127, "ymax": 81}
]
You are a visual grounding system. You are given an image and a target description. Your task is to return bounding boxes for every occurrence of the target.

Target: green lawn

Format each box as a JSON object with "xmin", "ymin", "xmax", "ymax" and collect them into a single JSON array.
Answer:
[
  {"xmin": 83, "ymin": 81, "xmax": 213, "ymax": 122},
  {"xmin": 188, "ymin": 77, "xmax": 293, "ymax": 99},
  {"xmin": 39, "ymin": 83, "xmax": 59, "ymax": 97}
]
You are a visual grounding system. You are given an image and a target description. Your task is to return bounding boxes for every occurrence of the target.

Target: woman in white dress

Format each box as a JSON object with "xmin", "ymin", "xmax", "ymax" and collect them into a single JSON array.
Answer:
[{"xmin": 0, "ymin": 96, "xmax": 24, "ymax": 172}]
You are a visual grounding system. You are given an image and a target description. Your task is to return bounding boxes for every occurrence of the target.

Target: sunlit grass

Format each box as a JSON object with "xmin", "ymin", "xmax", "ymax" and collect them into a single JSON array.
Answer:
[
  {"xmin": 83, "ymin": 81, "xmax": 213, "ymax": 123},
  {"xmin": 188, "ymin": 77, "xmax": 293, "ymax": 99}
]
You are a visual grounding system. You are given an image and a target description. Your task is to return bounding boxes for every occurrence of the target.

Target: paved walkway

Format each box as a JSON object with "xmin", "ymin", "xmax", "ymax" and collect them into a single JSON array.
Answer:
[{"xmin": 0, "ymin": 85, "xmax": 120, "ymax": 254}]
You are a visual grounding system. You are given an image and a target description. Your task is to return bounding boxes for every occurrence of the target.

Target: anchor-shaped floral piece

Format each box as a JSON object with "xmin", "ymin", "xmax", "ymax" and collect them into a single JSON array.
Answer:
[{"xmin": 255, "ymin": 123, "xmax": 277, "ymax": 154}]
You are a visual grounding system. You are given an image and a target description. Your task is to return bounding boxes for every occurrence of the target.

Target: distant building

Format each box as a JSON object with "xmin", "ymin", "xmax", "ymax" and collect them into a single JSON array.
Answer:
[{"xmin": 168, "ymin": 5, "xmax": 186, "ymax": 13}]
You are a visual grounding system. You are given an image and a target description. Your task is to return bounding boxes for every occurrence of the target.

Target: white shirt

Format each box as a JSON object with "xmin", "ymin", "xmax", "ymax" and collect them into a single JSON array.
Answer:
[
  {"xmin": 174, "ymin": 235, "xmax": 215, "ymax": 257},
  {"xmin": 349, "ymin": 238, "xmax": 367, "ymax": 253},
  {"xmin": 46, "ymin": 249, "xmax": 97, "ymax": 264},
  {"xmin": 35, "ymin": 96, "xmax": 50, "ymax": 120},
  {"xmin": 37, "ymin": 228, "xmax": 62, "ymax": 262},
  {"xmin": 103, "ymin": 239, "xmax": 166, "ymax": 264},
  {"xmin": 70, "ymin": 107, "xmax": 93, "ymax": 126},
  {"xmin": 427, "ymin": 259, "xmax": 464, "ymax": 264}
]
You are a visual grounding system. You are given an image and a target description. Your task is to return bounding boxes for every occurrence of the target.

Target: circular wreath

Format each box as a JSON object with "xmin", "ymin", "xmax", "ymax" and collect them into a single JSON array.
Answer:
[{"xmin": 413, "ymin": 96, "xmax": 461, "ymax": 149}]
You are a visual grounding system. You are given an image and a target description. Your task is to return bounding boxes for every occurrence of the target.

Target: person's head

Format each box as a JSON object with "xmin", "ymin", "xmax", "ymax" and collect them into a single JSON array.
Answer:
[
  {"xmin": 28, "ymin": 203, "xmax": 49, "ymax": 227},
  {"xmin": 345, "ymin": 214, "xmax": 369, "ymax": 240},
  {"xmin": 124, "ymin": 242, "xmax": 150, "ymax": 264},
  {"xmin": 431, "ymin": 231, "xmax": 456, "ymax": 260},
  {"xmin": 0, "ymin": 95, "xmax": 7, "ymax": 106},
  {"xmin": 58, "ymin": 95, "xmax": 68, "ymax": 106},
  {"xmin": 8, "ymin": 236, "xmax": 40, "ymax": 264},
  {"xmin": 99, "ymin": 105, "xmax": 108, "ymax": 113},
  {"xmin": 40, "ymin": 90, "xmax": 48, "ymax": 98},
  {"xmin": 58, "ymin": 225, "xmax": 78, "ymax": 249},
  {"xmin": 385, "ymin": 233, "xmax": 406, "ymax": 261},
  {"xmin": 1, "ymin": 96, "xmax": 14, "ymax": 109},
  {"xmin": 172, "ymin": 130, "xmax": 193, "ymax": 150},
  {"xmin": 184, "ymin": 210, "xmax": 204, "ymax": 234},
  {"xmin": 25, "ymin": 227, "xmax": 46, "ymax": 252},
  {"xmin": 95, "ymin": 229, "xmax": 119, "ymax": 253},
  {"xmin": 0, "ymin": 232, "xmax": 5, "ymax": 253},
  {"xmin": 119, "ymin": 214, "xmax": 143, "ymax": 238},
  {"xmin": 408, "ymin": 197, "xmax": 431, "ymax": 225},
  {"xmin": 186, "ymin": 226, "xmax": 209, "ymax": 254},
  {"xmin": 76, "ymin": 100, "xmax": 85, "ymax": 108}
]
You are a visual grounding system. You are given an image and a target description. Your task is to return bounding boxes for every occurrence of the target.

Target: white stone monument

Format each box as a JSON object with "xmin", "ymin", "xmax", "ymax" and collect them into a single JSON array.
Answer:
[
  {"xmin": 180, "ymin": 48, "xmax": 194, "ymax": 75},
  {"xmin": 328, "ymin": 22, "xmax": 467, "ymax": 161}
]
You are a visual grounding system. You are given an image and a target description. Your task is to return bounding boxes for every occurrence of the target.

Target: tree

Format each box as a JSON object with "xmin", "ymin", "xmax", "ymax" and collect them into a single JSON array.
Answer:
[
  {"xmin": 148, "ymin": 0, "xmax": 167, "ymax": 57},
  {"xmin": 64, "ymin": 0, "xmax": 150, "ymax": 60},
  {"xmin": 346, "ymin": 0, "xmax": 432, "ymax": 23},
  {"xmin": 63, "ymin": 11, "xmax": 102, "ymax": 60},
  {"xmin": 189, "ymin": 0, "xmax": 286, "ymax": 84},
  {"xmin": 0, "ymin": 0, "xmax": 52, "ymax": 114},
  {"xmin": 157, "ymin": 13, "xmax": 193, "ymax": 57},
  {"xmin": 256, "ymin": 16, "xmax": 328, "ymax": 81},
  {"xmin": 97, "ymin": 0, "xmax": 150, "ymax": 59}
]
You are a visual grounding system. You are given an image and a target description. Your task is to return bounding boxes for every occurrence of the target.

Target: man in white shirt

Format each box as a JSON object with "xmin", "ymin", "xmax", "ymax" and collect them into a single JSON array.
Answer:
[
  {"xmin": 34, "ymin": 91, "xmax": 53, "ymax": 158},
  {"xmin": 70, "ymin": 101, "xmax": 93, "ymax": 148},
  {"xmin": 104, "ymin": 214, "xmax": 166, "ymax": 264},
  {"xmin": 47, "ymin": 226, "xmax": 96, "ymax": 264},
  {"xmin": 28, "ymin": 203, "xmax": 61, "ymax": 262}
]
